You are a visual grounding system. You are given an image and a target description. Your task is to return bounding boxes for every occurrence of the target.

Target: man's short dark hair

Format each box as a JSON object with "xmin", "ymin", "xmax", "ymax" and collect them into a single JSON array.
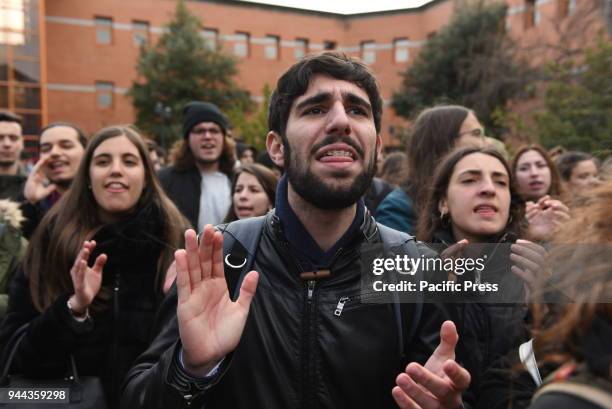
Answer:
[
  {"xmin": 0, "ymin": 110, "xmax": 23, "ymax": 125},
  {"xmin": 40, "ymin": 122, "xmax": 88, "ymax": 148},
  {"xmin": 268, "ymin": 52, "xmax": 383, "ymax": 137}
]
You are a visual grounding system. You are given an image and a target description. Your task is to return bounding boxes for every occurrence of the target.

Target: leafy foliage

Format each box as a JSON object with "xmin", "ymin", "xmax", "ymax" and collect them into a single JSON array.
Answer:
[
  {"xmin": 227, "ymin": 85, "xmax": 272, "ymax": 150},
  {"xmin": 392, "ymin": 1, "xmax": 535, "ymax": 130},
  {"xmin": 535, "ymin": 39, "xmax": 612, "ymax": 156},
  {"xmin": 128, "ymin": 0, "xmax": 251, "ymax": 148}
]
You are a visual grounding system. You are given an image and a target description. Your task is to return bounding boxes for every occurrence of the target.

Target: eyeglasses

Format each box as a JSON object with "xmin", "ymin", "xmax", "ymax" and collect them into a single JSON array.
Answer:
[
  {"xmin": 191, "ymin": 127, "xmax": 221, "ymax": 136},
  {"xmin": 458, "ymin": 128, "xmax": 486, "ymax": 138}
]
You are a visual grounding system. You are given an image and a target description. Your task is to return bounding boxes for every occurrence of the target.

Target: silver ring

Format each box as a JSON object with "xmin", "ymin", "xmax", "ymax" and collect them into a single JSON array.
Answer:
[{"xmin": 224, "ymin": 254, "xmax": 247, "ymax": 269}]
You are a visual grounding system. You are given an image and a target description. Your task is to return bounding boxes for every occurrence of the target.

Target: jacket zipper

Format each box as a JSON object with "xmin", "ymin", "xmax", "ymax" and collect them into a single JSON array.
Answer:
[
  {"xmin": 275, "ymin": 221, "xmax": 351, "ymax": 409},
  {"xmin": 276, "ymin": 234, "xmax": 317, "ymax": 409},
  {"xmin": 301, "ymin": 279, "xmax": 316, "ymax": 409},
  {"xmin": 110, "ymin": 272, "xmax": 120, "ymax": 404},
  {"xmin": 334, "ymin": 296, "xmax": 349, "ymax": 316}
]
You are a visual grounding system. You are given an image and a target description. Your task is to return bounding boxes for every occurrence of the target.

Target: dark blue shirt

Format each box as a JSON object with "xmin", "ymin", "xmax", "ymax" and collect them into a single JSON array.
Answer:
[{"xmin": 275, "ymin": 175, "xmax": 365, "ymax": 272}]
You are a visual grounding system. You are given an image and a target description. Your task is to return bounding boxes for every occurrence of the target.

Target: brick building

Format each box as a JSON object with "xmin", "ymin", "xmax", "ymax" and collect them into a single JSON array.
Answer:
[{"xmin": 0, "ymin": 0, "xmax": 605, "ymax": 152}]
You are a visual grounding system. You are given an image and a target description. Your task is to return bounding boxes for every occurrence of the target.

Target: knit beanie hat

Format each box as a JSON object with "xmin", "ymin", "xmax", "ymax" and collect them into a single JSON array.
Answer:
[{"xmin": 182, "ymin": 101, "xmax": 229, "ymax": 139}]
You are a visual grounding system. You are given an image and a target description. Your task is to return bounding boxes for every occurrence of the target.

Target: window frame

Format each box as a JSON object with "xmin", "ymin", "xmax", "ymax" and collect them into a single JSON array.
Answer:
[
  {"xmin": 94, "ymin": 16, "xmax": 113, "ymax": 45},
  {"xmin": 264, "ymin": 34, "xmax": 280, "ymax": 60},
  {"xmin": 233, "ymin": 31, "xmax": 250, "ymax": 58},
  {"xmin": 95, "ymin": 81, "xmax": 114, "ymax": 109},
  {"xmin": 132, "ymin": 20, "xmax": 149, "ymax": 47}
]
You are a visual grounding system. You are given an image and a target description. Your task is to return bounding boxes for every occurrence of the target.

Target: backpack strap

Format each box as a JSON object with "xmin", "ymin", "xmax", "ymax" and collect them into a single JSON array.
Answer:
[
  {"xmin": 533, "ymin": 382, "xmax": 612, "ymax": 409},
  {"xmin": 217, "ymin": 215, "xmax": 267, "ymax": 301},
  {"xmin": 519, "ymin": 339, "xmax": 543, "ymax": 386},
  {"xmin": 532, "ymin": 367, "xmax": 612, "ymax": 409},
  {"xmin": 376, "ymin": 223, "xmax": 424, "ymax": 358}
]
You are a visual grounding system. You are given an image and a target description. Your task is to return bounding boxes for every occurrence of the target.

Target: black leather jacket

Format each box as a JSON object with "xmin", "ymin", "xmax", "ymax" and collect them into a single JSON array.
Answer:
[{"xmin": 121, "ymin": 212, "xmax": 450, "ymax": 409}]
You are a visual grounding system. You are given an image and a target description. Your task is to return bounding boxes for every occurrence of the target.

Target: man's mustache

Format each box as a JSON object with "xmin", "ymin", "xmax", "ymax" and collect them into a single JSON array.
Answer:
[{"xmin": 310, "ymin": 135, "xmax": 364, "ymax": 158}]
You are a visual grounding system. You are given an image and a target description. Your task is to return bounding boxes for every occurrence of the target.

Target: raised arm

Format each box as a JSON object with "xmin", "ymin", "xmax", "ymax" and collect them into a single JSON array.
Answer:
[
  {"xmin": 120, "ymin": 225, "xmax": 259, "ymax": 409},
  {"xmin": 177, "ymin": 226, "xmax": 259, "ymax": 374}
]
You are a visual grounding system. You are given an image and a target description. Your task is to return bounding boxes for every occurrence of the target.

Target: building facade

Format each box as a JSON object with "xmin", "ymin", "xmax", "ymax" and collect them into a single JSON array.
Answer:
[{"xmin": 0, "ymin": 0, "xmax": 605, "ymax": 152}]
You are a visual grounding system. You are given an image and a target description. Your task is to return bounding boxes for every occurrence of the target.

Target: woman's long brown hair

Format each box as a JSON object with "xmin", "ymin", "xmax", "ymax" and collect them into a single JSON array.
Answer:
[
  {"xmin": 510, "ymin": 144, "xmax": 564, "ymax": 200},
  {"xmin": 25, "ymin": 126, "xmax": 189, "ymax": 312},
  {"xmin": 531, "ymin": 179, "xmax": 612, "ymax": 369},
  {"xmin": 401, "ymin": 105, "xmax": 473, "ymax": 214},
  {"xmin": 224, "ymin": 163, "xmax": 279, "ymax": 223}
]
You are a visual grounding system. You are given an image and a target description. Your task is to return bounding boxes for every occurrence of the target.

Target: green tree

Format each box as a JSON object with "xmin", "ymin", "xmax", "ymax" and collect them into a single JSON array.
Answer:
[
  {"xmin": 392, "ymin": 1, "xmax": 535, "ymax": 130},
  {"xmin": 128, "ymin": 0, "xmax": 251, "ymax": 148},
  {"xmin": 227, "ymin": 85, "xmax": 271, "ymax": 150},
  {"xmin": 535, "ymin": 39, "xmax": 612, "ymax": 156}
]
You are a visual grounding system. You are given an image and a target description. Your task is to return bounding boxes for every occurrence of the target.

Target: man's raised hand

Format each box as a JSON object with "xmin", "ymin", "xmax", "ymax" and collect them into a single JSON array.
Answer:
[
  {"xmin": 24, "ymin": 156, "xmax": 56, "ymax": 204},
  {"xmin": 393, "ymin": 321, "xmax": 470, "ymax": 409},
  {"xmin": 176, "ymin": 226, "xmax": 259, "ymax": 375}
]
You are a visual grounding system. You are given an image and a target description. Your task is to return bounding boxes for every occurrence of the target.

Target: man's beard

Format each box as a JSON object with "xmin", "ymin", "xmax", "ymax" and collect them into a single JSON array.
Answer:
[
  {"xmin": 284, "ymin": 136, "xmax": 377, "ymax": 210},
  {"xmin": 48, "ymin": 176, "xmax": 72, "ymax": 190}
]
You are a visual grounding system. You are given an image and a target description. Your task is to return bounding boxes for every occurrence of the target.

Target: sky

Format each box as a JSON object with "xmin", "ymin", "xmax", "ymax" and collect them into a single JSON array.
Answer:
[{"xmin": 238, "ymin": 0, "xmax": 434, "ymax": 15}]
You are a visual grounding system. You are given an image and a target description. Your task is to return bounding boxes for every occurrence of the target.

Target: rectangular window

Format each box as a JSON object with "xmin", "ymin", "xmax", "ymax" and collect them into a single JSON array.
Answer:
[
  {"xmin": 264, "ymin": 35, "xmax": 279, "ymax": 60},
  {"xmin": 132, "ymin": 20, "xmax": 149, "ymax": 47},
  {"xmin": 393, "ymin": 38, "xmax": 410, "ymax": 63},
  {"xmin": 524, "ymin": 0, "xmax": 536, "ymax": 29},
  {"xmin": 323, "ymin": 40, "xmax": 336, "ymax": 50},
  {"xmin": 294, "ymin": 37, "xmax": 308, "ymax": 59},
  {"xmin": 14, "ymin": 85, "xmax": 40, "ymax": 109},
  {"xmin": 0, "ymin": 0, "xmax": 25, "ymax": 45},
  {"xmin": 234, "ymin": 31, "xmax": 249, "ymax": 58},
  {"xmin": 95, "ymin": 81, "xmax": 113, "ymax": 109},
  {"xmin": 0, "ymin": 85, "xmax": 8, "ymax": 107},
  {"xmin": 361, "ymin": 41, "xmax": 376, "ymax": 64},
  {"xmin": 203, "ymin": 28, "xmax": 218, "ymax": 51},
  {"xmin": 568, "ymin": 0, "xmax": 577, "ymax": 14},
  {"xmin": 95, "ymin": 16, "xmax": 112, "ymax": 44},
  {"xmin": 20, "ymin": 113, "xmax": 40, "ymax": 135}
]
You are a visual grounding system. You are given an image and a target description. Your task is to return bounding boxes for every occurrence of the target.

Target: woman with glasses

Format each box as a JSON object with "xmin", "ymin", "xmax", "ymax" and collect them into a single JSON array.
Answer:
[{"xmin": 376, "ymin": 105, "xmax": 487, "ymax": 235}]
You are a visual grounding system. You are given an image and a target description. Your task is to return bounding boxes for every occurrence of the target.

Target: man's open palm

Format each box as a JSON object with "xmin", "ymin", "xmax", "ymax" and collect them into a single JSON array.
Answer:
[{"xmin": 176, "ymin": 226, "xmax": 259, "ymax": 375}]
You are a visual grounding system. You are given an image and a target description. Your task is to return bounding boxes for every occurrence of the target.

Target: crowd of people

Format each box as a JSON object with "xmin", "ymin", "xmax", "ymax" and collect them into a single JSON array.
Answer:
[{"xmin": 0, "ymin": 51, "xmax": 609, "ymax": 409}]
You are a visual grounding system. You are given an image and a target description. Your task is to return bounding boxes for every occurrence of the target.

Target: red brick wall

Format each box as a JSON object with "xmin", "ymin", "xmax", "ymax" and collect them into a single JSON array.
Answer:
[{"xmin": 42, "ymin": 0, "xmax": 604, "ymax": 146}]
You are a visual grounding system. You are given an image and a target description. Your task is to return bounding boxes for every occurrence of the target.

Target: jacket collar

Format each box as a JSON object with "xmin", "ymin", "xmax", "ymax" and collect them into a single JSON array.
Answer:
[{"xmin": 432, "ymin": 227, "xmax": 517, "ymax": 247}]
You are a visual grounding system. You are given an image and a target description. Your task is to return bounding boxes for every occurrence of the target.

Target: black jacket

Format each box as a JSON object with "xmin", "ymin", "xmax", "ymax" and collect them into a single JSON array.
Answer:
[
  {"xmin": 0, "ymin": 174, "xmax": 26, "ymax": 202},
  {"xmin": 0, "ymin": 205, "xmax": 167, "ymax": 408},
  {"xmin": 121, "ymin": 211, "xmax": 451, "ymax": 409},
  {"xmin": 158, "ymin": 166, "xmax": 200, "ymax": 229},
  {"xmin": 19, "ymin": 191, "xmax": 62, "ymax": 239},
  {"xmin": 479, "ymin": 313, "xmax": 612, "ymax": 409},
  {"xmin": 429, "ymin": 228, "xmax": 530, "ymax": 407}
]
